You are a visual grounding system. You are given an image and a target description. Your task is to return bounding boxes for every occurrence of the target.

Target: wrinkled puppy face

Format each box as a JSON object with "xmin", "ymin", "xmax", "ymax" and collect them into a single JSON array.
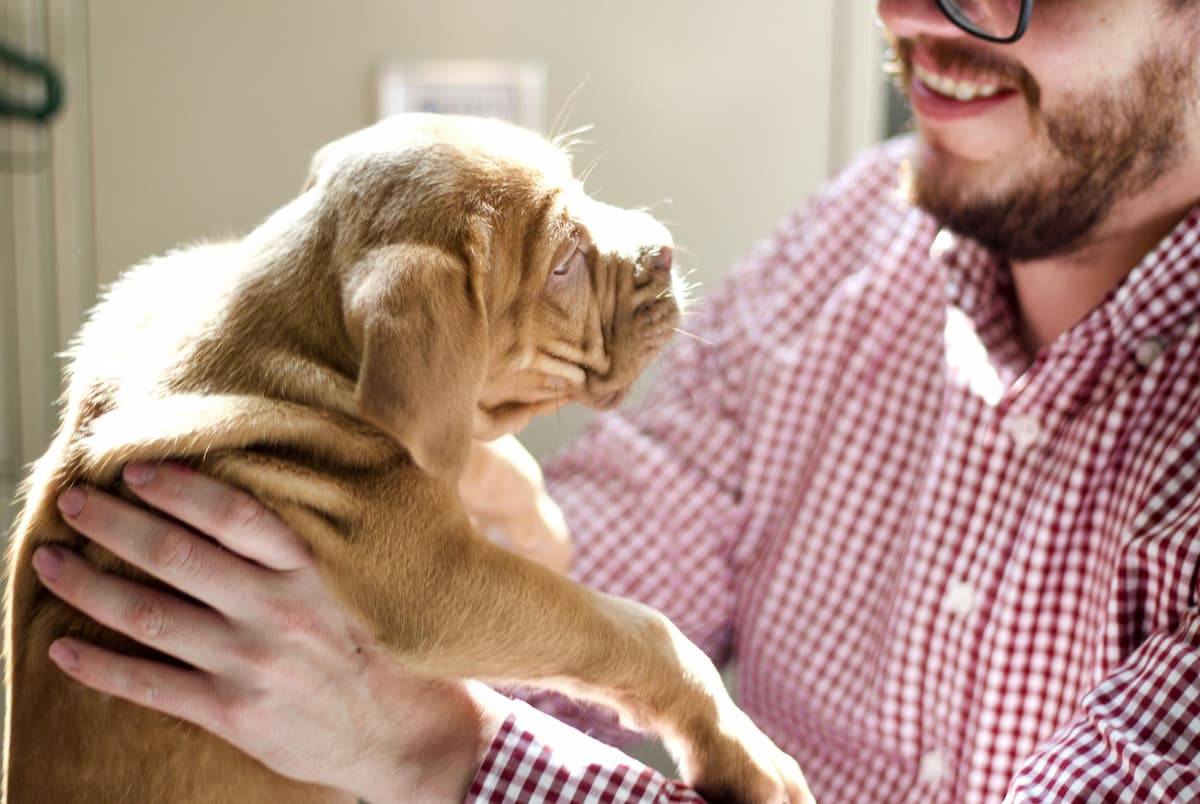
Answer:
[
  {"xmin": 310, "ymin": 114, "xmax": 681, "ymax": 477},
  {"xmin": 475, "ymin": 138, "xmax": 681, "ymax": 438}
]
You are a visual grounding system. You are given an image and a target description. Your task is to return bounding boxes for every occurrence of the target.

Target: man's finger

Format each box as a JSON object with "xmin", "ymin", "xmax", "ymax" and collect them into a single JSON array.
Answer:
[
  {"xmin": 33, "ymin": 545, "xmax": 234, "ymax": 674},
  {"xmin": 47, "ymin": 636, "xmax": 223, "ymax": 737},
  {"xmin": 123, "ymin": 463, "xmax": 312, "ymax": 572},
  {"xmin": 57, "ymin": 485, "xmax": 275, "ymax": 618}
]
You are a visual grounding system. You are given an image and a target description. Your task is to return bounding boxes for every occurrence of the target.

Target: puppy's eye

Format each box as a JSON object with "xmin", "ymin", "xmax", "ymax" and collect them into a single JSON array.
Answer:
[{"xmin": 552, "ymin": 247, "xmax": 586, "ymax": 277}]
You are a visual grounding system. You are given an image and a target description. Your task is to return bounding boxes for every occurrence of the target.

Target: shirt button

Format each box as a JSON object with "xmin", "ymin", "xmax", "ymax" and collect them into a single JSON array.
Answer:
[
  {"xmin": 929, "ymin": 229, "xmax": 957, "ymax": 261},
  {"xmin": 1006, "ymin": 413, "xmax": 1041, "ymax": 450},
  {"xmin": 1135, "ymin": 337, "xmax": 1164, "ymax": 368},
  {"xmin": 943, "ymin": 581, "xmax": 976, "ymax": 616},
  {"xmin": 919, "ymin": 750, "xmax": 948, "ymax": 784}
]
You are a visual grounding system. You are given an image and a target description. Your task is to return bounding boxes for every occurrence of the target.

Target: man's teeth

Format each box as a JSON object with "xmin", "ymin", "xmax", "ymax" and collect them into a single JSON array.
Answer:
[{"xmin": 913, "ymin": 63, "xmax": 1000, "ymax": 101}]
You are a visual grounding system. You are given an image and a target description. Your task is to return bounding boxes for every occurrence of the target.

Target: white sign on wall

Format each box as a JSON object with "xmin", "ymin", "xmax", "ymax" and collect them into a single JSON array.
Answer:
[{"xmin": 377, "ymin": 60, "xmax": 546, "ymax": 131}]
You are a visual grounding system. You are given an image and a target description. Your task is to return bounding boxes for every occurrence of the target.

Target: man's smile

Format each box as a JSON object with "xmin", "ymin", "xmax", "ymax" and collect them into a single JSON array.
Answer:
[{"xmin": 906, "ymin": 48, "xmax": 1021, "ymax": 121}]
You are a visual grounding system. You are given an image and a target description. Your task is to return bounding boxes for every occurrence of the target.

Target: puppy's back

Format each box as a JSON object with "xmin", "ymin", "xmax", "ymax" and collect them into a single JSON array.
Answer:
[{"xmin": 3, "ymin": 233, "xmax": 362, "ymax": 803}]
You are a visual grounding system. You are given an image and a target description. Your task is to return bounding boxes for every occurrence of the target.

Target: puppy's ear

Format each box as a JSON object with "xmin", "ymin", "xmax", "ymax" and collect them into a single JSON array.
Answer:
[{"xmin": 346, "ymin": 244, "xmax": 488, "ymax": 482}]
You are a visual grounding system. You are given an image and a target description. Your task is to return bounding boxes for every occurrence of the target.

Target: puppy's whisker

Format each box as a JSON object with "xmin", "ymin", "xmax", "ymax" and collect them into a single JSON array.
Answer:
[
  {"xmin": 642, "ymin": 199, "xmax": 676, "ymax": 215},
  {"xmin": 672, "ymin": 328, "xmax": 714, "ymax": 346},
  {"xmin": 549, "ymin": 77, "xmax": 591, "ymax": 144},
  {"xmin": 561, "ymin": 137, "xmax": 596, "ymax": 156},
  {"xmin": 578, "ymin": 153, "xmax": 606, "ymax": 186},
  {"xmin": 659, "ymin": 272, "xmax": 701, "ymax": 303},
  {"xmin": 557, "ymin": 134, "xmax": 596, "ymax": 158},
  {"xmin": 554, "ymin": 126, "xmax": 595, "ymax": 145}
]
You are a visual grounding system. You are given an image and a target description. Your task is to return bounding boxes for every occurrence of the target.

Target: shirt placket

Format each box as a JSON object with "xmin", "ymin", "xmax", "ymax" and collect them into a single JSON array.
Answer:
[{"xmin": 894, "ymin": 229, "xmax": 1109, "ymax": 802}]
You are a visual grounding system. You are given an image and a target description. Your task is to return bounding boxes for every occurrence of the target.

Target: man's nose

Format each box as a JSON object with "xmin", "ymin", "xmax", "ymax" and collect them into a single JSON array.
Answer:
[{"xmin": 877, "ymin": 0, "xmax": 967, "ymax": 42}]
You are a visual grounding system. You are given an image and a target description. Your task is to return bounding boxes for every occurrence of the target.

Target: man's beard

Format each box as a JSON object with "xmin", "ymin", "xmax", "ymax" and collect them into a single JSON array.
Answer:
[{"xmin": 892, "ymin": 38, "xmax": 1193, "ymax": 261}]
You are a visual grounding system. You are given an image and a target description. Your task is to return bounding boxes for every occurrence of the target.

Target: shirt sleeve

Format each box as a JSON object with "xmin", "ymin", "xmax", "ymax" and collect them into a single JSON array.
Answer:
[
  {"xmin": 1005, "ymin": 442, "xmax": 1200, "ymax": 803},
  {"xmin": 466, "ymin": 697, "xmax": 704, "ymax": 804},
  {"xmin": 1004, "ymin": 609, "xmax": 1200, "ymax": 802}
]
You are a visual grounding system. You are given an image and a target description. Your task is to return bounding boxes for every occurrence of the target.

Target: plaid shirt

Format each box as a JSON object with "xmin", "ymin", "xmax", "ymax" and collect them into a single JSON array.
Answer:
[{"xmin": 466, "ymin": 139, "xmax": 1200, "ymax": 803}]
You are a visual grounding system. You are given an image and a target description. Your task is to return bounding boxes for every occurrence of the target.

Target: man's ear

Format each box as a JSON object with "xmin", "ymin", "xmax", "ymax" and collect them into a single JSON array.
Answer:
[{"xmin": 345, "ymin": 244, "xmax": 488, "ymax": 482}]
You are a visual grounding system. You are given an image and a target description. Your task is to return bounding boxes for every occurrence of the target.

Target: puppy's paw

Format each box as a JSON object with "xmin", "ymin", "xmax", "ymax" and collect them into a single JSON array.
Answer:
[{"xmin": 675, "ymin": 709, "xmax": 813, "ymax": 804}]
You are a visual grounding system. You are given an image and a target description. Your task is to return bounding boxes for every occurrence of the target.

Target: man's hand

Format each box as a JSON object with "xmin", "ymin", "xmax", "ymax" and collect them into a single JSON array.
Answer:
[
  {"xmin": 459, "ymin": 435, "xmax": 572, "ymax": 573},
  {"xmin": 34, "ymin": 462, "xmax": 506, "ymax": 803}
]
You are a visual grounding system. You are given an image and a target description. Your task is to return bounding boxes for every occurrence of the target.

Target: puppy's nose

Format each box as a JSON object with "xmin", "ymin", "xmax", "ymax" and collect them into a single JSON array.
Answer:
[{"xmin": 652, "ymin": 246, "xmax": 673, "ymax": 273}]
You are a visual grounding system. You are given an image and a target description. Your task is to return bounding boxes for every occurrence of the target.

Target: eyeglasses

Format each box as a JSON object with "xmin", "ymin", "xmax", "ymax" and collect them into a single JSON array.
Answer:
[{"xmin": 936, "ymin": 0, "xmax": 1034, "ymax": 44}]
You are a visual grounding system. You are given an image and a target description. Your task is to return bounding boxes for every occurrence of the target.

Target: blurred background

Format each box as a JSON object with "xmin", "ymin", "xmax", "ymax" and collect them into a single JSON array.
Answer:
[{"xmin": 1, "ymin": 0, "xmax": 903, "ymax": 777}]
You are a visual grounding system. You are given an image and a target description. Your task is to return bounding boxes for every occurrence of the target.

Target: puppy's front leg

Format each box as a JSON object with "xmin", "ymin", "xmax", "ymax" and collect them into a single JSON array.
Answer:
[{"xmin": 282, "ymin": 462, "xmax": 809, "ymax": 804}]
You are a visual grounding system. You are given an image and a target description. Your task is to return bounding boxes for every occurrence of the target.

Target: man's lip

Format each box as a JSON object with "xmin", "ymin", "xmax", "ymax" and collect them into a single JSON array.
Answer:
[{"xmin": 908, "ymin": 72, "xmax": 1018, "ymax": 122}]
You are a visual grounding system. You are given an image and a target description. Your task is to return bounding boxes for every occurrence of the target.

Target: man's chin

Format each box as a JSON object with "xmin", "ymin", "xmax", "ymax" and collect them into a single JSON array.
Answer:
[
  {"xmin": 909, "ymin": 131, "xmax": 1010, "ymax": 190},
  {"xmin": 906, "ymin": 167, "xmax": 1103, "ymax": 263},
  {"xmin": 904, "ymin": 141, "xmax": 1032, "ymax": 238}
]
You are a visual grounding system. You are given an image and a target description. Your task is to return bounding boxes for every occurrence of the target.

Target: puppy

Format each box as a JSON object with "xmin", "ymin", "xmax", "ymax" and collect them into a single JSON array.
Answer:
[{"xmin": 4, "ymin": 114, "xmax": 807, "ymax": 803}]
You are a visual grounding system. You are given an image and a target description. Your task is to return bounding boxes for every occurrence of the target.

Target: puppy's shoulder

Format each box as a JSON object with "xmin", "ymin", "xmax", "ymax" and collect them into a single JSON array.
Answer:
[{"xmin": 68, "ymin": 240, "xmax": 243, "ymax": 387}]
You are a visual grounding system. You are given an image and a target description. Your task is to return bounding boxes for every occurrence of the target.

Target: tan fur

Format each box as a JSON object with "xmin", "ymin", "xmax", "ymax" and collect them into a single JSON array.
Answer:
[{"xmin": 4, "ymin": 114, "xmax": 801, "ymax": 803}]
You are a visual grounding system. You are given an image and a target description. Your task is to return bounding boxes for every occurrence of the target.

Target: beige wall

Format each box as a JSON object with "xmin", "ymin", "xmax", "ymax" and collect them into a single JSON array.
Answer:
[
  {"xmin": 91, "ymin": 1, "xmax": 835, "ymax": 284},
  {"xmin": 84, "ymin": 0, "xmax": 882, "ymax": 457}
]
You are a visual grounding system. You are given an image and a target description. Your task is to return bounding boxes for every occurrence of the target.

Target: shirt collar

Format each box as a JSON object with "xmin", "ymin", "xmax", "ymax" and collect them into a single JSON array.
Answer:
[
  {"xmin": 930, "ymin": 204, "xmax": 1200, "ymax": 359},
  {"xmin": 1106, "ymin": 205, "xmax": 1200, "ymax": 354}
]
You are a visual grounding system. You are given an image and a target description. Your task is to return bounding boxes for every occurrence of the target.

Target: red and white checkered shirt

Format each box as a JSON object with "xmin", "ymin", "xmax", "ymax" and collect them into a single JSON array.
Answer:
[{"xmin": 466, "ymin": 139, "xmax": 1200, "ymax": 803}]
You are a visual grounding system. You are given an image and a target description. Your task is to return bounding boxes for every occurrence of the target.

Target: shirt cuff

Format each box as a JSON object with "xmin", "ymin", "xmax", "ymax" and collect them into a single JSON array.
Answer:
[{"xmin": 465, "ymin": 697, "xmax": 703, "ymax": 803}]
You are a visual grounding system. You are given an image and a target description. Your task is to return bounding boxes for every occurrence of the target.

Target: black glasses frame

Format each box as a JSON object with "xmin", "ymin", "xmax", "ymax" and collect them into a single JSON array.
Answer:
[{"xmin": 936, "ymin": 0, "xmax": 1034, "ymax": 44}]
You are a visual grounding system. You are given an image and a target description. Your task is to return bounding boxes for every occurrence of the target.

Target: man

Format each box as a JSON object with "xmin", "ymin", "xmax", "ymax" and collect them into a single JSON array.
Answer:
[{"xmin": 29, "ymin": 0, "xmax": 1200, "ymax": 800}]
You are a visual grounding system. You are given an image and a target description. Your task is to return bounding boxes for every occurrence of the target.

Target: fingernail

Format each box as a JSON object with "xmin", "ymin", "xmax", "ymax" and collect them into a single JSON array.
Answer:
[
  {"xmin": 124, "ymin": 462, "xmax": 155, "ymax": 487},
  {"xmin": 32, "ymin": 547, "xmax": 63, "ymax": 582},
  {"xmin": 48, "ymin": 641, "xmax": 79, "ymax": 671},
  {"xmin": 58, "ymin": 488, "xmax": 86, "ymax": 518}
]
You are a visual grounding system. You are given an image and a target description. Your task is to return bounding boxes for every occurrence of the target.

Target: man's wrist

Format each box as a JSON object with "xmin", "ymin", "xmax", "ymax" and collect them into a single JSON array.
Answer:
[{"xmin": 355, "ymin": 680, "xmax": 509, "ymax": 804}]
